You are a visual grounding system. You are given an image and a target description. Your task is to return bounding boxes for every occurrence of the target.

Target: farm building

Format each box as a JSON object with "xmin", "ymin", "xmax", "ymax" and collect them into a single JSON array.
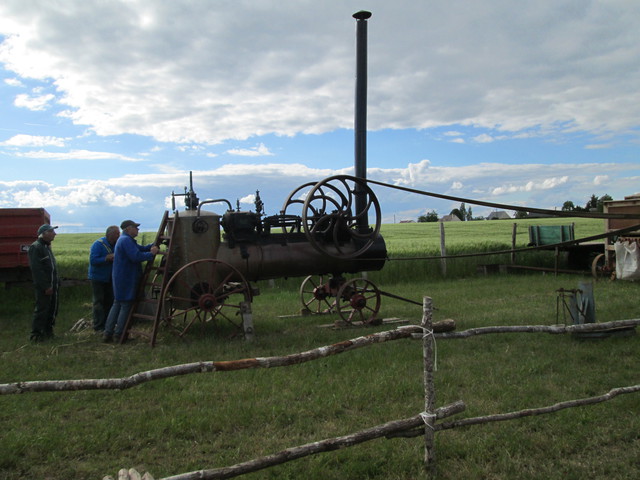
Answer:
[
  {"xmin": 439, "ymin": 214, "xmax": 462, "ymax": 222},
  {"xmin": 487, "ymin": 210, "xmax": 511, "ymax": 220}
]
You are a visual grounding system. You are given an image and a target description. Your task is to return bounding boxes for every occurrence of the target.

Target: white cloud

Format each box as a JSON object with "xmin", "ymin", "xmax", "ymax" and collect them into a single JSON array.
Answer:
[
  {"xmin": 0, "ymin": 1, "xmax": 638, "ymax": 231},
  {"xmin": 226, "ymin": 143, "xmax": 274, "ymax": 157},
  {"xmin": 491, "ymin": 176, "xmax": 569, "ymax": 195},
  {"xmin": 14, "ymin": 93, "xmax": 55, "ymax": 111},
  {"xmin": 472, "ymin": 134, "xmax": 494, "ymax": 143},
  {"xmin": 1, "ymin": 134, "xmax": 66, "ymax": 147},
  {"xmin": 0, "ymin": 179, "xmax": 143, "ymax": 208},
  {"xmin": 0, "ymin": 179, "xmax": 52, "ymax": 189},
  {"xmin": 0, "ymin": 156, "xmax": 636, "ymax": 231},
  {"xmin": 0, "ymin": 1, "xmax": 637, "ymax": 144},
  {"xmin": 10, "ymin": 149, "xmax": 144, "ymax": 162},
  {"xmin": 4, "ymin": 77, "xmax": 22, "ymax": 87},
  {"xmin": 239, "ymin": 194, "xmax": 256, "ymax": 204},
  {"xmin": 176, "ymin": 145, "xmax": 205, "ymax": 153}
]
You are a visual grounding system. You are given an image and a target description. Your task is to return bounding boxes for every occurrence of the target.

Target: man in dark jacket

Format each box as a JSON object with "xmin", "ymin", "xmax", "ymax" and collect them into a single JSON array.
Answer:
[
  {"xmin": 103, "ymin": 220, "xmax": 158, "ymax": 343},
  {"xmin": 28, "ymin": 223, "xmax": 59, "ymax": 342},
  {"xmin": 88, "ymin": 225, "xmax": 120, "ymax": 332}
]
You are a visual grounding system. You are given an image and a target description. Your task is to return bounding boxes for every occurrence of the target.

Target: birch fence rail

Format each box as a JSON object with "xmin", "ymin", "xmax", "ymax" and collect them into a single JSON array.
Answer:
[{"xmin": 1, "ymin": 307, "xmax": 638, "ymax": 480}]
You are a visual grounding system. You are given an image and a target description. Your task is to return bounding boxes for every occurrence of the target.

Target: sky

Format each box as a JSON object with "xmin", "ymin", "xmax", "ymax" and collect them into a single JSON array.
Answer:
[{"xmin": 0, "ymin": 0, "xmax": 639, "ymax": 233}]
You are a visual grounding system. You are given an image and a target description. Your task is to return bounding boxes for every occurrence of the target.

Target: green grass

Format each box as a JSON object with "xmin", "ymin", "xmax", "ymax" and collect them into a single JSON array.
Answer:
[
  {"xmin": 51, "ymin": 217, "xmax": 603, "ymax": 282},
  {"xmin": 1, "ymin": 218, "xmax": 638, "ymax": 480}
]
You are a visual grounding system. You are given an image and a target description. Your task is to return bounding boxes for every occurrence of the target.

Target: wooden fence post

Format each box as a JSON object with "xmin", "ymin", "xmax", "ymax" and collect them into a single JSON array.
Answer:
[
  {"xmin": 511, "ymin": 223, "xmax": 517, "ymax": 264},
  {"xmin": 422, "ymin": 296, "xmax": 436, "ymax": 471},
  {"xmin": 439, "ymin": 223, "xmax": 447, "ymax": 277}
]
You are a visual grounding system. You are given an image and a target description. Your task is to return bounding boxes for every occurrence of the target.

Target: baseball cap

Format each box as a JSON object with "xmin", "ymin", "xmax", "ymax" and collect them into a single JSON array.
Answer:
[
  {"xmin": 37, "ymin": 224, "xmax": 58, "ymax": 235},
  {"xmin": 120, "ymin": 220, "xmax": 141, "ymax": 230}
]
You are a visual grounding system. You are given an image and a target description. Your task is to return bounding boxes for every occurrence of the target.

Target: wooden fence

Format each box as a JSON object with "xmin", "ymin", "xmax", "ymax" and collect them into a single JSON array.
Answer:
[{"xmin": 1, "ymin": 301, "xmax": 639, "ymax": 480}]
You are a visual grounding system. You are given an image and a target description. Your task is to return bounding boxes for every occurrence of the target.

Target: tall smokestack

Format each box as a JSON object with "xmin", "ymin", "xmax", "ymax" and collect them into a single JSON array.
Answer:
[{"xmin": 353, "ymin": 10, "xmax": 371, "ymax": 233}]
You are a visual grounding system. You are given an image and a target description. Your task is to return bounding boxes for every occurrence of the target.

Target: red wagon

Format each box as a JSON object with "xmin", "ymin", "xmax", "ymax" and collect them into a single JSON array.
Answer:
[{"xmin": 0, "ymin": 208, "xmax": 51, "ymax": 284}]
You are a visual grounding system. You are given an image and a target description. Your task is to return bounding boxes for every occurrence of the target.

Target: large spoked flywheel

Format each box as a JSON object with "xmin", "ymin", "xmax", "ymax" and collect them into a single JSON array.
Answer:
[{"xmin": 301, "ymin": 175, "xmax": 381, "ymax": 258}]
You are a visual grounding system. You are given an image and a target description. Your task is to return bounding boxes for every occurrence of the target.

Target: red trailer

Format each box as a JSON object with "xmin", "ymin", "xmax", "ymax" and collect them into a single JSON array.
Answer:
[{"xmin": 0, "ymin": 208, "xmax": 51, "ymax": 284}]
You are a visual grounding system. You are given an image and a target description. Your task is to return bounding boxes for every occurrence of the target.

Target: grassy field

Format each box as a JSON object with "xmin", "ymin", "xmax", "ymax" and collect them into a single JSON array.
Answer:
[
  {"xmin": 1, "ymin": 217, "xmax": 638, "ymax": 480},
  {"xmin": 55, "ymin": 216, "xmax": 605, "ymax": 283}
]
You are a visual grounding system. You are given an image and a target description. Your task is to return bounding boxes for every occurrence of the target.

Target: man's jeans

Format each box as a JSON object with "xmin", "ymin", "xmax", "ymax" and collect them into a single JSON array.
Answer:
[{"xmin": 104, "ymin": 300, "xmax": 133, "ymax": 339}]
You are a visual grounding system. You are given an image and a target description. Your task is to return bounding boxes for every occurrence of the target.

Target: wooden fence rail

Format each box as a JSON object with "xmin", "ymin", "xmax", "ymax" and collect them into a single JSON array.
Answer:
[
  {"xmin": 4, "ymin": 319, "xmax": 638, "ymax": 396},
  {"xmin": 2, "ymin": 307, "xmax": 638, "ymax": 480},
  {"xmin": 0, "ymin": 326, "xmax": 426, "ymax": 395}
]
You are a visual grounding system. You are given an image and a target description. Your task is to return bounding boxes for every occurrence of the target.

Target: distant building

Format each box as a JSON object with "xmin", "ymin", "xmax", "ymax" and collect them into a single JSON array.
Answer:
[
  {"xmin": 439, "ymin": 214, "xmax": 462, "ymax": 222},
  {"xmin": 487, "ymin": 210, "xmax": 511, "ymax": 220},
  {"xmin": 399, "ymin": 220, "xmax": 415, "ymax": 223}
]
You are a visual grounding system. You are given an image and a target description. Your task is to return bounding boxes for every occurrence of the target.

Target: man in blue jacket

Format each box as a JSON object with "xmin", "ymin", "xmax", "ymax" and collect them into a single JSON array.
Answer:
[
  {"xmin": 88, "ymin": 225, "xmax": 120, "ymax": 332},
  {"xmin": 103, "ymin": 220, "xmax": 158, "ymax": 343}
]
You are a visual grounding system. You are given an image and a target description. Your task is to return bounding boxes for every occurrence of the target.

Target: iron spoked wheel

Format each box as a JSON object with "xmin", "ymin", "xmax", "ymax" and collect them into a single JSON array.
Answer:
[
  {"xmin": 590, "ymin": 253, "xmax": 615, "ymax": 279},
  {"xmin": 160, "ymin": 259, "xmax": 251, "ymax": 337},
  {"xmin": 301, "ymin": 175, "xmax": 381, "ymax": 258},
  {"xmin": 335, "ymin": 277, "xmax": 381, "ymax": 326},
  {"xmin": 299, "ymin": 275, "xmax": 335, "ymax": 314}
]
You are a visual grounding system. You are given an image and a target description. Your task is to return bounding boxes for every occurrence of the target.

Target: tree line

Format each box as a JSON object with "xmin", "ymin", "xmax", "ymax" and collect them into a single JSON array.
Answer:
[
  {"xmin": 561, "ymin": 194, "xmax": 612, "ymax": 213},
  {"xmin": 417, "ymin": 194, "xmax": 613, "ymax": 222}
]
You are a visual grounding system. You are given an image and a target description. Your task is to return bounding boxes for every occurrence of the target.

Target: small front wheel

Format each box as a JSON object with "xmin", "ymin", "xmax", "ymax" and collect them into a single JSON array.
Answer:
[
  {"xmin": 335, "ymin": 277, "xmax": 381, "ymax": 325},
  {"xmin": 299, "ymin": 275, "xmax": 336, "ymax": 314}
]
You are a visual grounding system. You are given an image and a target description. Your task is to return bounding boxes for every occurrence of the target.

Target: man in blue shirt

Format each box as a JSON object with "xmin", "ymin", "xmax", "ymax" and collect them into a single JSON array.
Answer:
[
  {"xmin": 103, "ymin": 220, "xmax": 158, "ymax": 343},
  {"xmin": 88, "ymin": 225, "xmax": 120, "ymax": 332}
]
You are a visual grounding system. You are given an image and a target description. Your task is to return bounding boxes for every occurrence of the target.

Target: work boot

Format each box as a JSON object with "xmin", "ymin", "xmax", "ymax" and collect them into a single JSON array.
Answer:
[{"xmin": 102, "ymin": 334, "xmax": 113, "ymax": 343}]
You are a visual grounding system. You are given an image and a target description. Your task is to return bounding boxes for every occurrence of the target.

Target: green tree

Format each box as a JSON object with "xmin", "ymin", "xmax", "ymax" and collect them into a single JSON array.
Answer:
[
  {"xmin": 585, "ymin": 194, "xmax": 599, "ymax": 211},
  {"xmin": 562, "ymin": 201, "xmax": 575, "ymax": 212},
  {"xmin": 596, "ymin": 194, "xmax": 613, "ymax": 212},
  {"xmin": 465, "ymin": 205, "xmax": 473, "ymax": 221},
  {"xmin": 450, "ymin": 208, "xmax": 463, "ymax": 221},
  {"xmin": 418, "ymin": 210, "xmax": 439, "ymax": 222},
  {"xmin": 450, "ymin": 202, "xmax": 472, "ymax": 221}
]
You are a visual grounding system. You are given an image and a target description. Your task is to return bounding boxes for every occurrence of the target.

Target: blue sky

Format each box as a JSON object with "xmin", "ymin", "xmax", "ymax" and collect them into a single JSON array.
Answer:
[{"xmin": 1, "ymin": 1, "xmax": 639, "ymax": 233}]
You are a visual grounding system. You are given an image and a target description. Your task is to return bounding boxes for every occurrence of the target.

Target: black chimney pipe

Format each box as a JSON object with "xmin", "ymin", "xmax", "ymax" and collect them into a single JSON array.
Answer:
[{"xmin": 352, "ymin": 10, "xmax": 371, "ymax": 233}]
